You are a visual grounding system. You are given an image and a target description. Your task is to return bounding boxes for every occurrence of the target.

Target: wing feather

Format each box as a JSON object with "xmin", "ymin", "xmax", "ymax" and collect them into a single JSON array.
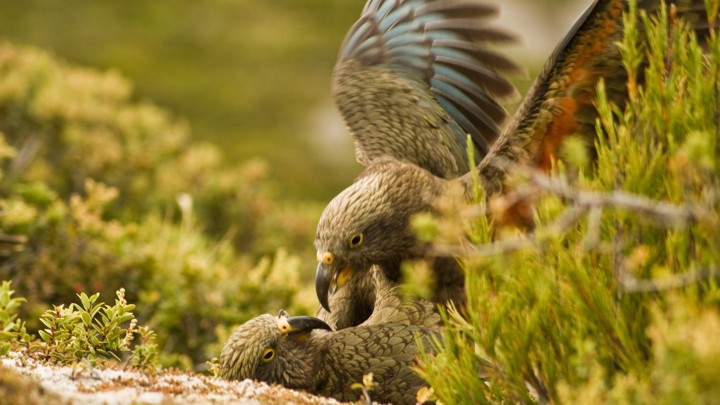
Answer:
[{"xmin": 333, "ymin": 0, "xmax": 519, "ymax": 177}]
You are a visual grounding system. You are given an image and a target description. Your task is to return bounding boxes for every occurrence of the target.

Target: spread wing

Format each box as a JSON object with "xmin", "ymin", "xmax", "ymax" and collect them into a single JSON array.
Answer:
[
  {"xmin": 333, "ymin": 0, "xmax": 519, "ymax": 178},
  {"xmin": 476, "ymin": 0, "xmax": 712, "ymax": 194}
]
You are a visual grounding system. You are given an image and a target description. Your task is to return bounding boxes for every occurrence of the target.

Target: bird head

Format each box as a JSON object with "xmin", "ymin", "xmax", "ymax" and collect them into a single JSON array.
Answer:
[
  {"xmin": 314, "ymin": 161, "xmax": 442, "ymax": 312},
  {"xmin": 220, "ymin": 310, "xmax": 332, "ymax": 385}
]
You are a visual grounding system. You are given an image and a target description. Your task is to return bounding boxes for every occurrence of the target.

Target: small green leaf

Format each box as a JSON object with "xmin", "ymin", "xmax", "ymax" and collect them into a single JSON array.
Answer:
[
  {"xmin": 38, "ymin": 330, "xmax": 51, "ymax": 343},
  {"xmin": 79, "ymin": 293, "xmax": 90, "ymax": 310},
  {"xmin": 116, "ymin": 314, "xmax": 135, "ymax": 324},
  {"xmin": 81, "ymin": 312, "xmax": 91, "ymax": 326}
]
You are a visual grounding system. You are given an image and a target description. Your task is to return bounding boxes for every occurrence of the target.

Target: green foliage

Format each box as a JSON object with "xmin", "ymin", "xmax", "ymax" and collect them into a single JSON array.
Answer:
[
  {"xmin": 0, "ymin": 281, "xmax": 28, "ymax": 356},
  {"xmin": 351, "ymin": 372, "xmax": 376, "ymax": 404},
  {"xmin": 1, "ymin": 284, "xmax": 161, "ymax": 370},
  {"xmin": 37, "ymin": 289, "xmax": 141, "ymax": 365},
  {"xmin": 558, "ymin": 298, "xmax": 720, "ymax": 404},
  {"xmin": 206, "ymin": 356, "xmax": 222, "ymax": 378},
  {"xmin": 129, "ymin": 325, "xmax": 159, "ymax": 370},
  {"xmin": 421, "ymin": 2, "xmax": 720, "ymax": 403}
]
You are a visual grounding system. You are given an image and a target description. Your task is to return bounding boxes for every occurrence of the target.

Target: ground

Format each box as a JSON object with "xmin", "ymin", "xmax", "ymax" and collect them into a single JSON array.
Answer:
[{"xmin": 1, "ymin": 351, "xmax": 347, "ymax": 405}]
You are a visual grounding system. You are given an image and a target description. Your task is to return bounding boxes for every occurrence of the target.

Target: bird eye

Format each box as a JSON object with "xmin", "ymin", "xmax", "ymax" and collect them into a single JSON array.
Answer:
[
  {"xmin": 348, "ymin": 233, "xmax": 363, "ymax": 248},
  {"xmin": 321, "ymin": 252, "xmax": 334, "ymax": 265},
  {"xmin": 261, "ymin": 348, "xmax": 275, "ymax": 363}
]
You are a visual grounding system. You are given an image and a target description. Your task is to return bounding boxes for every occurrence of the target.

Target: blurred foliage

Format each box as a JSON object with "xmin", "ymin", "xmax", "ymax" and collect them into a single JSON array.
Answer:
[
  {"xmin": 0, "ymin": 0, "xmax": 585, "ymax": 201},
  {"xmin": 0, "ymin": 0, "xmax": 365, "ymax": 200},
  {"xmin": 0, "ymin": 41, "xmax": 321, "ymax": 257},
  {"xmin": 420, "ymin": 2, "xmax": 720, "ymax": 403},
  {"xmin": 0, "ymin": 41, "xmax": 321, "ymax": 369}
]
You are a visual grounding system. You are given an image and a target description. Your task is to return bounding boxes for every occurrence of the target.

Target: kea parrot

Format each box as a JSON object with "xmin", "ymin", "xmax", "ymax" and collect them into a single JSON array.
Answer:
[
  {"xmin": 220, "ymin": 309, "xmax": 440, "ymax": 404},
  {"xmin": 315, "ymin": 0, "xmax": 713, "ymax": 328},
  {"xmin": 316, "ymin": 0, "xmax": 520, "ymax": 328}
]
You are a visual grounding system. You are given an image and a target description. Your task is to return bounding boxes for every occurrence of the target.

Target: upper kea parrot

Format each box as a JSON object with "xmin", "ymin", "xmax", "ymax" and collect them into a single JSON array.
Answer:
[
  {"xmin": 315, "ymin": 0, "xmax": 714, "ymax": 329},
  {"xmin": 316, "ymin": 0, "xmax": 520, "ymax": 329}
]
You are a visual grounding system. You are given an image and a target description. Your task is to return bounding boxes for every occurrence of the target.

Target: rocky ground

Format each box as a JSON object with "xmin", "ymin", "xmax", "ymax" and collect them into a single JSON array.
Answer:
[{"xmin": 0, "ymin": 351, "xmax": 347, "ymax": 405}]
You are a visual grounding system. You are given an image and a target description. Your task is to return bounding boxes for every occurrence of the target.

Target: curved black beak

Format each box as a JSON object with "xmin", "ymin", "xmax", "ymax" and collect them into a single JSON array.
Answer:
[
  {"xmin": 285, "ymin": 316, "xmax": 332, "ymax": 333},
  {"xmin": 315, "ymin": 262, "xmax": 333, "ymax": 313}
]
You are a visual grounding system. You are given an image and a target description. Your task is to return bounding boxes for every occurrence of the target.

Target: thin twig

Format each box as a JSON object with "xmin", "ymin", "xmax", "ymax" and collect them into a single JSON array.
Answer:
[
  {"xmin": 525, "ymin": 169, "xmax": 711, "ymax": 226},
  {"xmin": 429, "ymin": 206, "xmax": 585, "ymax": 258},
  {"xmin": 482, "ymin": 159, "xmax": 711, "ymax": 227},
  {"xmin": 430, "ymin": 236, "xmax": 533, "ymax": 257},
  {"xmin": 619, "ymin": 266, "xmax": 720, "ymax": 293},
  {"xmin": 432, "ymin": 164, "xmax": 712, "ymax": 258}
]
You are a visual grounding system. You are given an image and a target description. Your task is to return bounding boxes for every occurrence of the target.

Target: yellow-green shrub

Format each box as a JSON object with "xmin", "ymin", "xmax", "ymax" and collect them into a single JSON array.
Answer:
[{"xmin": 421, "ymin": 2, "xmax": 720, "ymax": 403}]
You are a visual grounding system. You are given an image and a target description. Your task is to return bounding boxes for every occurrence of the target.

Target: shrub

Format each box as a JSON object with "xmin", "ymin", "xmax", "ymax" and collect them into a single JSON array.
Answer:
[
  {"xmin": 0, "ymin": 280, "xmax": 28, "ymax": 356},
  {"xmin": 0, "ymin": 281, "xmax": 160, "ymax": 370},
  {"xmin": 0, "ymin": 164, "xmax": 311, "ymax": 368},
  {"xmin": 0, "ymin": 40, "xmax": 318, "ymax": 256},
  {"xmin": 420, "ymin": 2, "xmax": 720, "ymax": 403},
  {"xmin": 36, "ymin": 289, "xmax": 147, "ymax": 365}
]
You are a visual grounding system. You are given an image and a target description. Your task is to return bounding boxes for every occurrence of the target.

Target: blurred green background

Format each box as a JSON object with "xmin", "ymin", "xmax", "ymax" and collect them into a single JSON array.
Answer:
[{"xmin": 0, "ymin": 0, "xmax": 587, "ymax": 202}]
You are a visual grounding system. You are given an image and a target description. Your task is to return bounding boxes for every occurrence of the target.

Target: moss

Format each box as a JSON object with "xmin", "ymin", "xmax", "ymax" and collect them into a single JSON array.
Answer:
[{"xmin": 0, "ymin": 364, "xmax": 67, "ymax": 405}]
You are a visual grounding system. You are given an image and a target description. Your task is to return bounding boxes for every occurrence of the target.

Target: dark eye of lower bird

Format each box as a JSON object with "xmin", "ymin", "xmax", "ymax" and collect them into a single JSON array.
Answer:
[
  {"xmin": 348, "ymin": 233, "xmax": 363, "ymax": 248},
  {"xmin": 261, "ymin": 348, "xmax": 275, "ymax": 363}
]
